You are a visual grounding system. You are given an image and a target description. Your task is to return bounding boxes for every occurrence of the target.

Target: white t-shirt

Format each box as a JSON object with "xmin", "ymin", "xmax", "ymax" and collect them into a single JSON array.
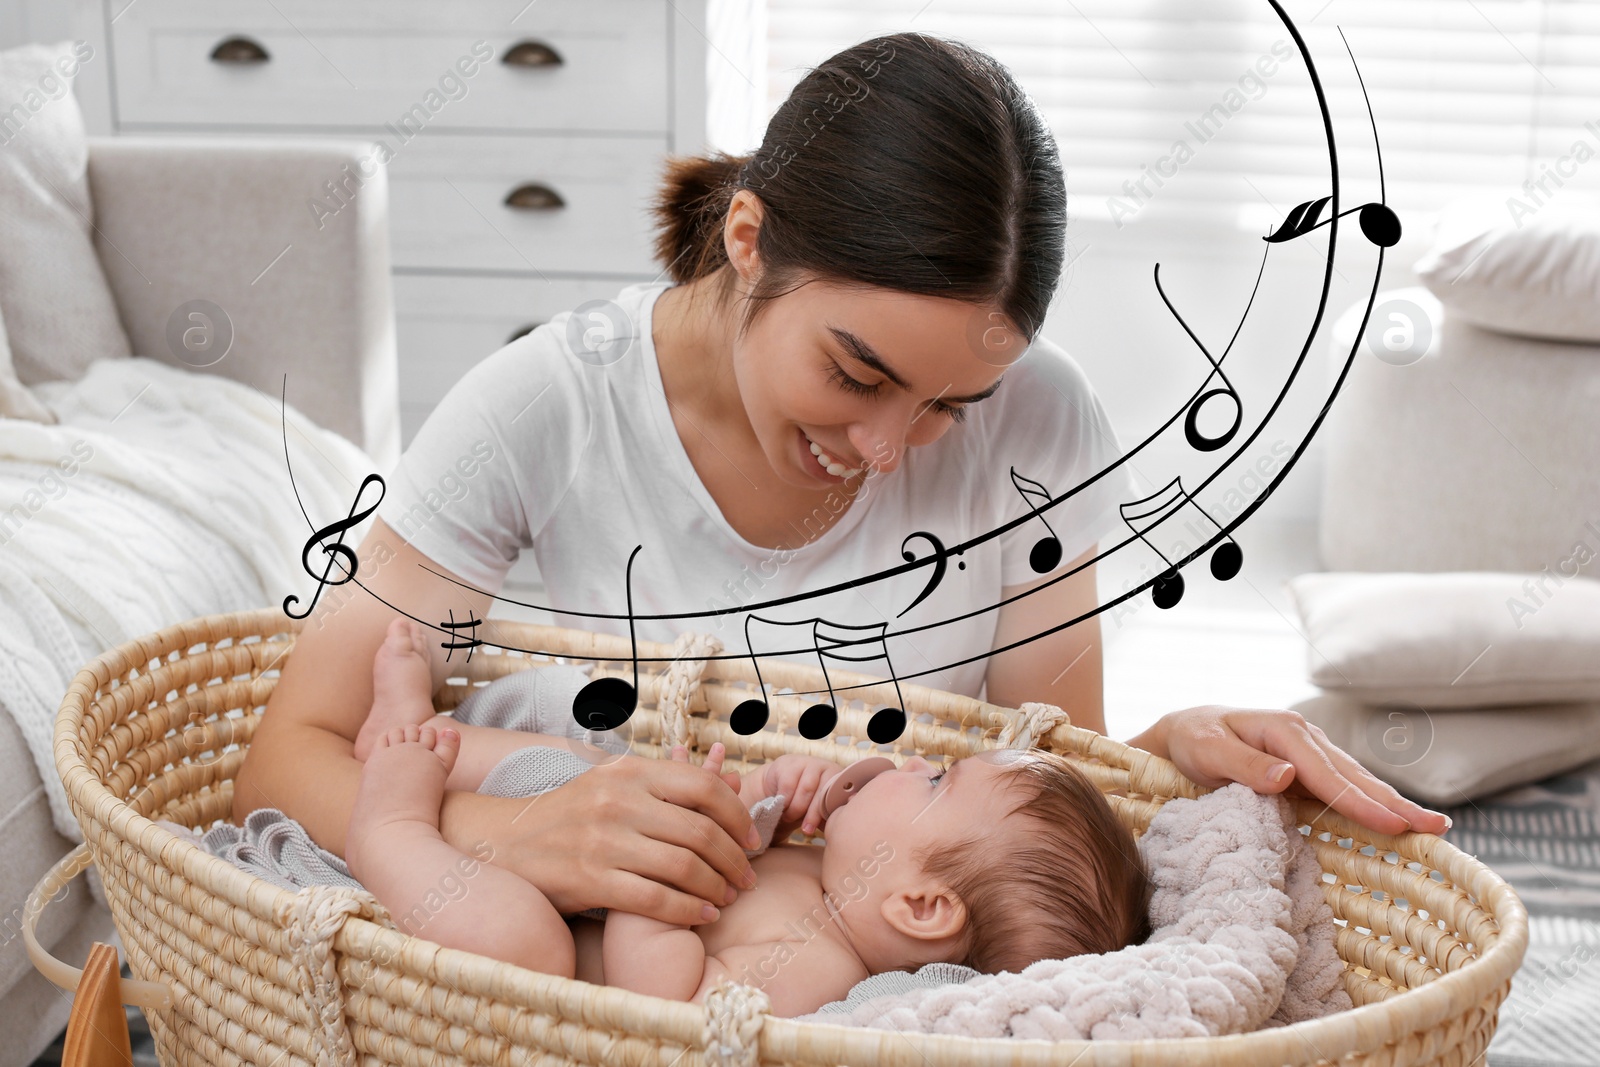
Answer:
[{"xmin": 377, "ymin": 281, "xmax": 1132, "ymax": 702}]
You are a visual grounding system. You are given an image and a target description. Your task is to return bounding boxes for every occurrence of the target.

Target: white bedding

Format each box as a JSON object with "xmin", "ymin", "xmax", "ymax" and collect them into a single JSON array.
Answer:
[{"xmin": 0, "ymin": 357, "xmax": 374, "ymax": 839}]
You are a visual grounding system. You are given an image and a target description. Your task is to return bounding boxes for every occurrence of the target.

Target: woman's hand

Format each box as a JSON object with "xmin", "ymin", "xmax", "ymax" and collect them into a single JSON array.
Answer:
[
  {"xmin": 453, "ymin": 746, "xmax": 762, "ymax": 927},
  {"xmin": 1129, "ymin": 705, "xmax": 1451, "ymax": 837}
]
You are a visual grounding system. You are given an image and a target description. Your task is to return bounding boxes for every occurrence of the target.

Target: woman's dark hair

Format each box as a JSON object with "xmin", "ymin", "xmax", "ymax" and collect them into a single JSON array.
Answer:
[{"xmin": 651, "ymin": 32, "xmax": 1066, "ymax": 342}]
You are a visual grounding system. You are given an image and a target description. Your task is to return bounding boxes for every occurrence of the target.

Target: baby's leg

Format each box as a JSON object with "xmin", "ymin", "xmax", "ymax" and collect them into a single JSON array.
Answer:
[
  {"xmin": 346, "ymin": 723, "xmax": 575, "ymax": 978},
  {"xmin": 354, "ymin": 618, "xmax": 442, "ymax": 760},
  {"xmin": 356, "ymin": 617, "xmax": 626, "ymax": 792}
]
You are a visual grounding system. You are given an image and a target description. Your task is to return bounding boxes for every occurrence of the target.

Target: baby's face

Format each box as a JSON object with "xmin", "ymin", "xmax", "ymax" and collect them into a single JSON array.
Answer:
[{"xmin": 822, "ymin": 749, "xmax": 1031, "ymax": 867}]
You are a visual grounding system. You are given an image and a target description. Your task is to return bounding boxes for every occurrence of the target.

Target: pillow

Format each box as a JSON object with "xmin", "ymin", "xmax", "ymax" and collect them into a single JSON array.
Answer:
[
  {"xmin": 1293, "ymin": 693, "xmax": 1600, "ymax": 805},
  {"xmin": 0, "ymin": 41, "xmax": 131, "ymax": 386},
  {"xmin": 0, "ymin": 302, "xmax": 54, "ymax": 422},
  {"xmin": 1285, "ymin": 571, "xmax": 1600, "ymax": 707},
  {"xmin": 1414, "ymin": 193, "xmax": 1600, "ymax": 343}
]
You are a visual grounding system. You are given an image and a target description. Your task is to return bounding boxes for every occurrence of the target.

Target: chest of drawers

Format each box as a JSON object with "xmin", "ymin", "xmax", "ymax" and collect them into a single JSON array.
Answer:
[{"xmin": 66, "ymin": 0, "xmax": 764, "ymax": 446}]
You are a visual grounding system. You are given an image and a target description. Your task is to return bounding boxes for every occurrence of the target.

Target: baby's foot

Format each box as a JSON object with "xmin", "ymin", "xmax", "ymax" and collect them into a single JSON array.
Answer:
[
  {"xmin": 355, "ymin": 618, "xmax": 438, "ymax": 760},
  {"xmin": 346, "ymin": 724, "xmax": 461, "ymax": 877}
]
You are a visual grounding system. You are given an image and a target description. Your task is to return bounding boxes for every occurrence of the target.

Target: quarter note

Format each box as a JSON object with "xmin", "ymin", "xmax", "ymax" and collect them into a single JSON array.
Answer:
[
  {"xmin": 1153, "ymin": 265, "xmax": 1243, "ymax": 454},
  {"xmin": 732, "ymin": 616, "xmax": 909, "ymax": 744},
  {"xmin": 440, "ymin": 608, "xmax": 482, "ymax": 663},
  {"xmin": 283, "ymin": 473, "xmax": 386, "ymax": 620},
  {"xmin": 1118, "ymin": 478, "xmax": 1243, "ymax": 609},
  {"xmin": 1008, "ymin": 469, "xmax": 1063, "ymax": 573},
  {"xmin": 572, "ymin": 545, "xmax": 643, "ymax": 732}
]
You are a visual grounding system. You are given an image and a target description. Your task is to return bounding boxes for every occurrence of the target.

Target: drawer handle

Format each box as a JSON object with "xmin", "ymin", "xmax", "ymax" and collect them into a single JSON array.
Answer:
[
  {"xmin": 502, "ymin": 40, "xmax": 564, "ymax": 68},
  {"xmin": 504, "ymin": 183, "xmax": 566, "ymax": 211},
  {"xmin": 507, "ymin": 322, "xmax": 545, "ymax": 343},
  {"xmin": 210, "ymin": 36, "xmax": 271, "ymax": 64}
]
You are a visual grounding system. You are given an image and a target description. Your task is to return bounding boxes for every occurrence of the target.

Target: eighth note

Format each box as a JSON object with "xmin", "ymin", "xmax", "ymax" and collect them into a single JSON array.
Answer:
[
  {"xmin": 283, "ymin": 473, "xmax": 386, "ymax": 620},
  {"xmin": 1009, "ymin": 468, "xmax": 1063, "ymax": 573},
  {"xmin": 572, "ymin": 545, "xmax": 643, "ymax": 732},
  {"xmin": 1119, "ymin": 478, "xmax": 1243, "ymax": 609},
  {"xmin": 440, "ymin": 609, "xmax": 482, "ymax": 663},
  {"xmin": 1263, "ymin": 196, "xmax": 1401, "ymax": 248}
]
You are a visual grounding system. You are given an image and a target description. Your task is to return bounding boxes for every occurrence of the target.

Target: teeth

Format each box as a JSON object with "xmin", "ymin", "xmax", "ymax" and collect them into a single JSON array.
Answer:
[{"xmin": 806, "ymin": 435, "xmax": 862, "ymax": 478}]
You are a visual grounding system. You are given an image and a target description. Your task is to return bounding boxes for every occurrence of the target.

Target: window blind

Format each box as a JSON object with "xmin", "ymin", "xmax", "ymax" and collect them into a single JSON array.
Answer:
[{"xmin": 764, "ymin": 0, "xmax": 1600, "ymax": 232}]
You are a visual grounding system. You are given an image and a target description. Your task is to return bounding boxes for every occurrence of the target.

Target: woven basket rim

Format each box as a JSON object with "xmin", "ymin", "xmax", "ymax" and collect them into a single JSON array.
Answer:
[{"xmin": 52, "ymin": 606, "xmax": 1530, "ymax": 1065}]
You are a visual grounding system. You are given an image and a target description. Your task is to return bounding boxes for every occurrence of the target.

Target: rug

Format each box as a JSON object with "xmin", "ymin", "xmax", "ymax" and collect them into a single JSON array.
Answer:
[{"xmin": 1438, "ymin": 757, "xmax": 1600, "ymax": 1067}]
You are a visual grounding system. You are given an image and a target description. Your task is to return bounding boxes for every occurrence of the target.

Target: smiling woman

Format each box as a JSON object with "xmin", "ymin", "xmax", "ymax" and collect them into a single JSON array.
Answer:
[{"xmin": 234, "ymin": 30, "xmax": 1447, "ymax": 937}]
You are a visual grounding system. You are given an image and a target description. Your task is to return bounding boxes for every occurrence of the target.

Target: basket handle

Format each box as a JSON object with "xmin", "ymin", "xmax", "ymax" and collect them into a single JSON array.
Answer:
[{"xmin": 24, "ymin": 844, "xmax": 174, "ymax": 1011}]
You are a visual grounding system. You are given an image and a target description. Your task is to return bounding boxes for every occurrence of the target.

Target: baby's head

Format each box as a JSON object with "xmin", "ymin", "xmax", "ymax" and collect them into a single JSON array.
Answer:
[{"xmin": 820, "ymin": 749, "xmax": 1152, "ymax": 975}]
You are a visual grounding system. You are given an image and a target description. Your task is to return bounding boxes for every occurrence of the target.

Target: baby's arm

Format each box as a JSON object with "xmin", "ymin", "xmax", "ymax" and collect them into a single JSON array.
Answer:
[
  {"xmin": 603, "ymin": 909, "xmax": 710, "ymax": 1000},
  {"xmin": 691, "ymin": 941, "xmax": 868, "ymax": 1018}
]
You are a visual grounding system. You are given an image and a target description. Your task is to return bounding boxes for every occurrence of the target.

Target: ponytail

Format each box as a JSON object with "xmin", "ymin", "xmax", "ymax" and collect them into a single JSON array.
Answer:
[{"xmin": 651, "ymin": 152, "xmax": 752, "ymax": 283}]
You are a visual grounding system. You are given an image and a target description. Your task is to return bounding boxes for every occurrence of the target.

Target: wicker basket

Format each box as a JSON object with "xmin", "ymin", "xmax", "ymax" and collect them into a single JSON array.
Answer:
[{"xmin": 25, "ymin": 608, "xmax": 1527, "ymax": 1067}]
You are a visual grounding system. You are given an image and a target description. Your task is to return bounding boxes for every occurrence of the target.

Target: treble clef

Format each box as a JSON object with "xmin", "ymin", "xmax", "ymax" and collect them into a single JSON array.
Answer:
[{"xmin": 282, "ymin": 473, "xmax": 386, "ymax": 620}]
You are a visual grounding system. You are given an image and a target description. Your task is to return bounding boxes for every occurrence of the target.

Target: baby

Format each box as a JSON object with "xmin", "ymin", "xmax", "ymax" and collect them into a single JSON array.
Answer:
[{"xmin": 346, "ymin": 619, "xmax": 1152, "ymax": 1017}]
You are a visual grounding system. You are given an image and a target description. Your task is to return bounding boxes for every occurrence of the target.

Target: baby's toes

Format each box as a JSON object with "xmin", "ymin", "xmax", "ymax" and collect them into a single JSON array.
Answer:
[
  {"xmin": 406, "ymin": 619, "xmax": 430, "ymax": 658},
  {"xmin": 382, "ymin": 617, "xmax": 414, "ymax": 653},
  {"xmin": 383, "ymin": 725, "xmax": 412, "ymax": 748},
  {"xmin": 432, "ymin": 727, "xmax": 461, "ymax": 774}
]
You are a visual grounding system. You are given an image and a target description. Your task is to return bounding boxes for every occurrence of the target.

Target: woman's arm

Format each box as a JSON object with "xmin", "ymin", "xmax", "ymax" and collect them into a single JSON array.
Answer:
[
  {"xmin": 984, "ymin": 547, "xmax": 1105, "ymax": 733},
  {"xmin": 981, "ymin": 545, "xmax": 1449, "ymax": 836},
  {"xmin": 233, "ymin": 517, "xmax": 760, "ymax": 925}
]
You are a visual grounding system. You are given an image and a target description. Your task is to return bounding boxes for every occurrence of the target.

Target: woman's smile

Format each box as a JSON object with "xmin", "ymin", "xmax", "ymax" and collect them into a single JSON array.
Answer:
[{"xmin": 797, "ymin": 427, "xmax": 864, "ymax": 481}]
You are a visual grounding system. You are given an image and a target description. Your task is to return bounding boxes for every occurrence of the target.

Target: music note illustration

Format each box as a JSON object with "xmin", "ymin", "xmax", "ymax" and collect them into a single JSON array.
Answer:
[
  {"xmin": 897, "ymin": 530, "xmax": 965, "ymax": 617},
  {"xmin": 1153, "ymin": 265, "xmax": 1244, "ymax": 454},
  {"xmin": 1008, "ymin": 468, "xmax": 1064, "ymax": 573},
  {"xmin": 1118, "ymin": 478, "xmax": 1243, "ymax": 609},
  {"xmin": 732, "ymin": 615, "xmax": 908, "ymax": 744},
  {"xmin": 283, "ymin": 473, "xmax": 386, "ymax": 620},
  {"xmin": 572, "ymin": 545, "xmax": 643, "ymax": 732},
  {"xmin": 440, "ymin": 609, "xmax": 482, "ymax": 663},
  {"xmin": 1264, "ymin": 196, "xmax": 1401, "ymax": 248}
]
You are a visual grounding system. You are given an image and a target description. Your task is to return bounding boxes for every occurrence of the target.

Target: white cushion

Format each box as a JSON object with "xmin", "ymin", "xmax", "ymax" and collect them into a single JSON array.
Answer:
[
  {"xmin": 1320, "ymin": 287, "xmax": 1600, "ymax": 577},
  {"xmin": 0, "ymin": 41, "xmax": 131, "ymax": 386},
  {"xmin": 1414, "ymin": 194, "xmax": 1600, "ymax": 343},
  {"xmin": 1292, "ymin": 693, "xmax": 1600, "ymax": 805},
  {"xmin": 1286, "ymin": 571, "xmax": 1600, "ymax": 708},
  {"xmin": 0, "ymin": 304, "xmax": 54, "ymax": 422}
]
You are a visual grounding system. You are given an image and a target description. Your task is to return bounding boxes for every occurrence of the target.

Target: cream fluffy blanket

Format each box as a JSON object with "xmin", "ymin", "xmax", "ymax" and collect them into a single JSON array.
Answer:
[
  {"xmin": 797, "ymin": 783, "xmax": 1352, "ymax": 1038},
  {"xmin": 0, "ymin": 357, "xmax": 373, "ymax": 839}
]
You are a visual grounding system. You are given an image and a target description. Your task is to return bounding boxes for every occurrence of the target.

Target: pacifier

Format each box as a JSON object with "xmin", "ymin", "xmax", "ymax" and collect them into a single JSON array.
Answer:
[{"xmin": 819, "ymin": 756, "xmax": 897, "ymax": 822}]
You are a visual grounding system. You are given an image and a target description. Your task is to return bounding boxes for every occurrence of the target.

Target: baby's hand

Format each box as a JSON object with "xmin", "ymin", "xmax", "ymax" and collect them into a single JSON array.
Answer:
[
  {"xmin": 669, "ymin": 742, "xmax": 742, "ymax": 796},
  {"xmin": 761, "ymin": 755, "xmax": 846, "ymax": 836}
]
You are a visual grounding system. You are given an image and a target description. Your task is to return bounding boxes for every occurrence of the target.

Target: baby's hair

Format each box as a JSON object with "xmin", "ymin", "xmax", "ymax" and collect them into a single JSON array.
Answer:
[
  {"xmin": 914, "ymin": 751, "xmax": 1153, "ymax": 974},
  {"xmin": 649, "ymin": 31, "xmax": 1066, "ymax": 343}
]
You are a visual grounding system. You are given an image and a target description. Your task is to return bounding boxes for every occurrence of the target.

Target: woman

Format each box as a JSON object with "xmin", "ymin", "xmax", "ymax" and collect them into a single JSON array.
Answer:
[{"xmin": 235, "ymin": 32, "xmax": 1446, "ymax": 929}]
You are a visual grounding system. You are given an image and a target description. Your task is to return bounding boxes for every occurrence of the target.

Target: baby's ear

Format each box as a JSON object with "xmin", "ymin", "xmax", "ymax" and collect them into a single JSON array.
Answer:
[{"xmin": 881, "ymin": 885, "xmax": 966, "ymax": 942}]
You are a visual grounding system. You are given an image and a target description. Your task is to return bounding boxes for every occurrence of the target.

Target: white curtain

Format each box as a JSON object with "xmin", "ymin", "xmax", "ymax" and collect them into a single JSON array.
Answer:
[{"xmin": 765, "ymin": 0, "xmax": 1600, "ymax": 230}]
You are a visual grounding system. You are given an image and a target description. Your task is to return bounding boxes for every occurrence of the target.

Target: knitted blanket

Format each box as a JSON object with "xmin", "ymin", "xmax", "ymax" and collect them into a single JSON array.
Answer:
[
  {"xmin": 0, "ymin": 357, "xmax": 374, "ymax": 839},
  {"xmin": 795, "ymin": 782, "xmax": 1352, "ymax": 1036}
]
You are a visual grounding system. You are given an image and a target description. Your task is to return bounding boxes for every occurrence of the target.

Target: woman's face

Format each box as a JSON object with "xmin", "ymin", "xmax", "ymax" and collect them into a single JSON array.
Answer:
[
  {"xmin": 720, "ymin": 191, "xmax": 1030, "ymax": 489},
  {"xmin": 729, "ymin": 278, "xmax": 1029, "ymax": 489}
]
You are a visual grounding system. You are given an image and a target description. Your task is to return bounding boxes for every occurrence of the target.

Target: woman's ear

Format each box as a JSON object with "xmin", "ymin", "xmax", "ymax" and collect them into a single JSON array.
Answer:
[
  {"xmin": 723, "ymin": 189, "xmax": 765, "ymax": 282},
  {"xmin": 880, "ymin": 883, "xmax": 967, "ymax": 943}
]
